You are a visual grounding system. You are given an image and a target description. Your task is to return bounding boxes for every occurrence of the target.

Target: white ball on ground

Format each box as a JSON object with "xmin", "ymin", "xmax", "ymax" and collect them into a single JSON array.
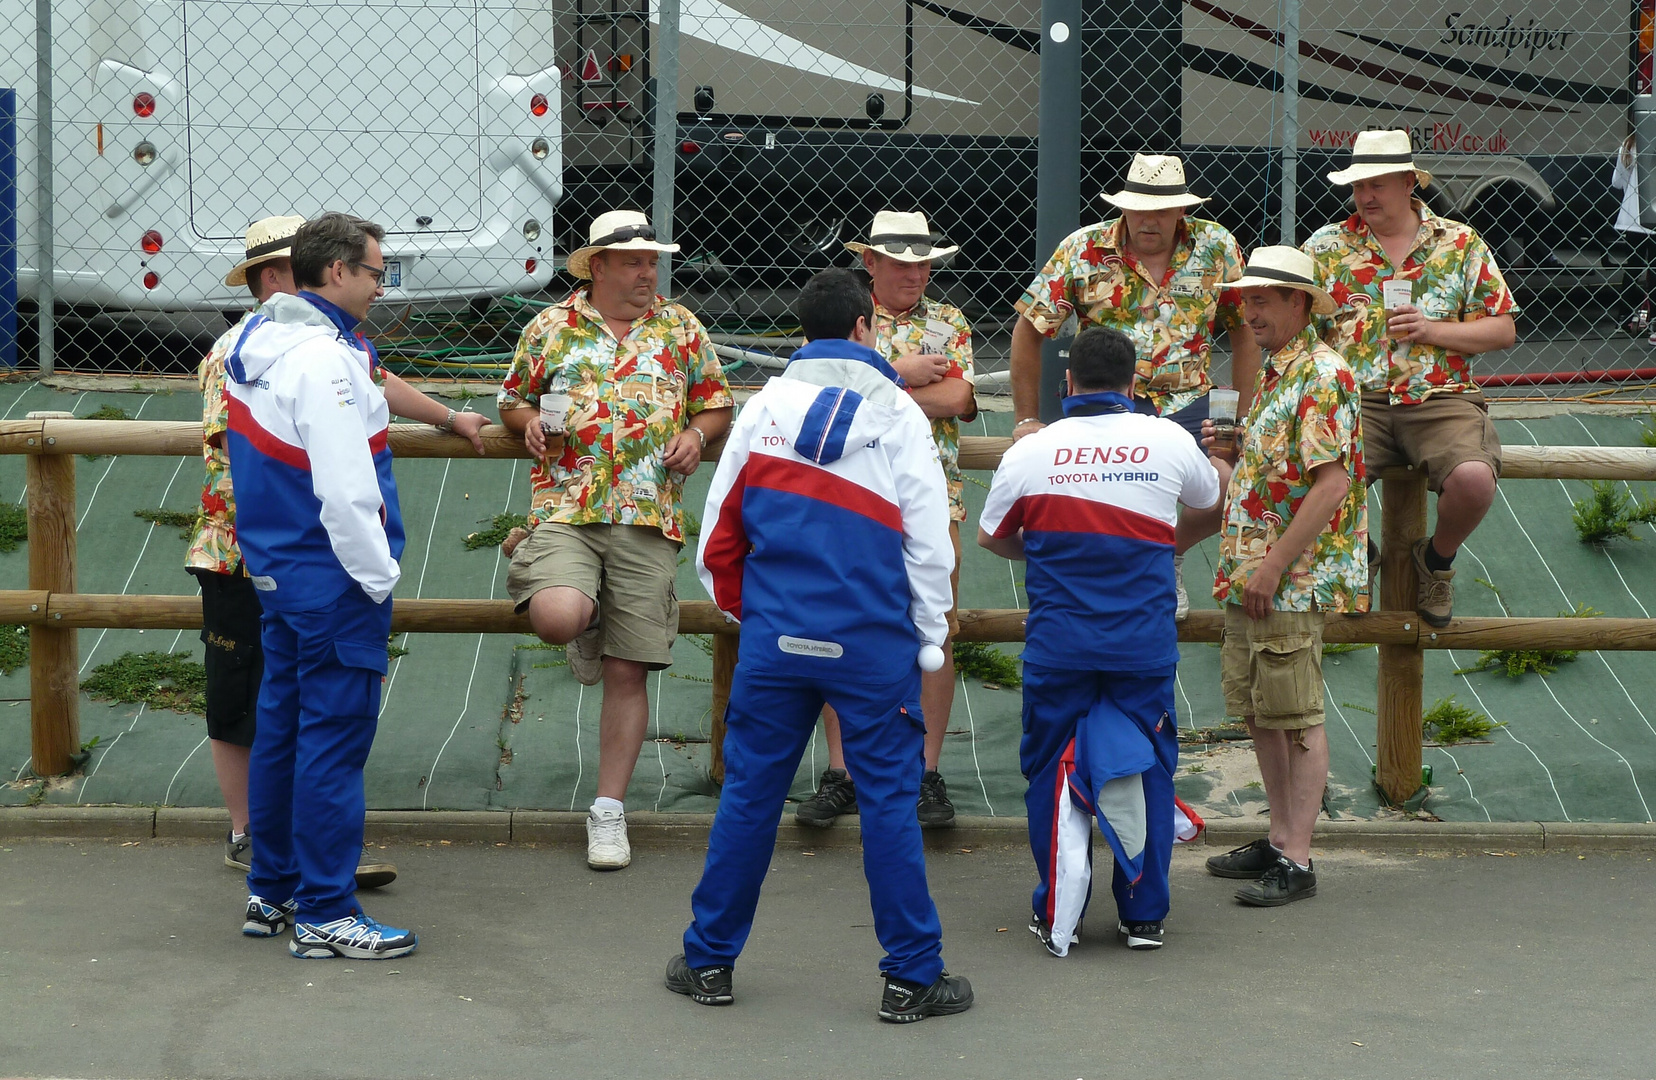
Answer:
[{"xmin": 918, "ymin": 644, "xmax": 946, "ymax": 672}]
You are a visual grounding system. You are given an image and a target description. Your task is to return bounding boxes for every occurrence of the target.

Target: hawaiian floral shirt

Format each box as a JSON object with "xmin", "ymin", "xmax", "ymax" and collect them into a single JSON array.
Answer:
[
  {"xmin": 873, "ymin": 296, "xmax": 974, "ymax": 522},
  {"xmin": 1015, "ymin": 217, "xmax": 1247, "ymax": 416},
  {"xmin": 498, "ymin": 289, "xmax": 733, "ymax": 543},
  {"xmin": 1214, "ymin": 329, "xmax": 1369, "ymax": 614},
  {"xmin": 186, "ymin": 313, "xmax": 252, "ymax": 575},
  {"xmin": 1303, "ymin": 202, "xmax": 1518, "ymax": 404}
]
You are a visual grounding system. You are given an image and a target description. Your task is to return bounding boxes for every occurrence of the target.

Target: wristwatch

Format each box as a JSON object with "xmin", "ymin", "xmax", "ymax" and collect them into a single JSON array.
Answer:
[{"xmin": 437, "ymin": 408, "xmax": 457, "ymax": 433}]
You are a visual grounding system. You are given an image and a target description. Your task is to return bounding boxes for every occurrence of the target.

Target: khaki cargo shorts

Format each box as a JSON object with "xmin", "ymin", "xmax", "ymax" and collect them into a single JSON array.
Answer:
[
  {"xmin": 506, "ymin": 522, "xmax": 680, "ymax": 669},
  {"xmin": 1361, "ymin": 390, "xmax": 1502, "ymax": 493},
  {"xmin": 1220, "ymin": 604, "xmax": 1326, "ymax": 729}
]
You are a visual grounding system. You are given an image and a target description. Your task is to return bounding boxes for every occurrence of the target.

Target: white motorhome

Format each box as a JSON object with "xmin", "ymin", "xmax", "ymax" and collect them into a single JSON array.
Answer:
[{"xmin": 3, "ymin": 0, "xmax": 564, "ymax": 334}]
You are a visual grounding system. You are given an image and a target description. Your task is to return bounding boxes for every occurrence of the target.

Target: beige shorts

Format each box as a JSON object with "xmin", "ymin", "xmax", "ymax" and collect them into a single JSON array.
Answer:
[
  {"xmin": 506, "ymin": 522, "xmax": 680, "ymax": 669},
  {"xmin": 945, "ymin": 521, "xmax": 962, "ymax": 641},
  {"xmin": 1220, "ymin": 605, "xmax": 1326, "ymax": 729},
  {"xmin": 1362, "ymin": 390, "xmax": 1503, "ymax": 493}
]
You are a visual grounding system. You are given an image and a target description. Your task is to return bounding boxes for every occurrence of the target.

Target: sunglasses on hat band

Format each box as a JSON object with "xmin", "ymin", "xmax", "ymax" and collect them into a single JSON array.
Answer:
[
  {"xmin": 590, "ymin": 223, "xmax": 658, "ymax": 246},
  {"xmin": 869, "ymin": 233, "xmax": 947, "ymax": 257}
]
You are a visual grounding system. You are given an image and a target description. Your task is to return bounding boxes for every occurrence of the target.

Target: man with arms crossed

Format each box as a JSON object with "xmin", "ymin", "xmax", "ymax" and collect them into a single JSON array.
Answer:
[
  {"xmin": 1202, "ymin": 247, "xmax": 1368, "ymax": 906},
  {"xmin": 497, "ymin": 210, "xmax": 733, "ymax": 871},
  {"xmin": 797, "ymin": 210, "xmax": 975, "ymax": 829},
  {"xmin": 225, "ymin": 212, "xmax": 417, "ymax": 958},
  {"xmin": 979, "ymin": 326, "xmax": 1220, "ymax": 957},
  {"xmin": 1303, "ymin": 130, "xmax": 1516, "ymax": 624},
  {"xmin": 670, "ymin": 269, "xmax": 970, "ymax": 1023},
  {"xmin": 1009, "ymin": 153, "xmax": 1258, "ymax": 617}
]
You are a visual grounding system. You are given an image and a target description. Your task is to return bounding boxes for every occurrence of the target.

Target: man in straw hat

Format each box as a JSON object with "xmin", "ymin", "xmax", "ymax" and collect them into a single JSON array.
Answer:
[
  {"xmin": 1304, "ymin": 129, "xmax": 1517, "ymax": 626},
  {"xmin": 497, "ymin": 210, "xmax": 733, "ymax": 871},
  {"xmin": 1009, "ymin": 153, "xmax": 1260, "ymax": 619},
  {"xmin": 795, "ymin": 211, "xmax": 974, "ymax": 831},
  {"xmin": 193, "ymin": 215, "xmax": 487, "ymax": 893},
  {"xmin": 978, "ymin": 325, "xmax": 1221, "ymax": 957},
  {"xmin": 1199, "ymin": 246, "xmax": 1369, "ymax": 907}
]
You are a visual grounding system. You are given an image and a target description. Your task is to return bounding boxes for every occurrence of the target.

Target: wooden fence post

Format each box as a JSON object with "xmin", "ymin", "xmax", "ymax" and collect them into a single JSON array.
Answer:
[
  {"xmin": 708, "ymin": 631, "xmax": 737, "ymax": 786},
  {"xmin": 1375, "ymin": 472, "xmax": 1427, "ymax": 805},
  {"xmin": 26, "ymin": 412, "xmax": 78, "ymax": 777}
]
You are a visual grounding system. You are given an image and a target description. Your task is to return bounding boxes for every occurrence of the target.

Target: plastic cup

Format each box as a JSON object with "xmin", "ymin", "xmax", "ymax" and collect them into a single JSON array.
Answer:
[
  {"xmin": 539, "ymin": 390, "xmax": 573, "ymax": 437},
  {"xmin": 1381, "ymin": 278, "xmax": 1413, "ymax": 340},
  {"xmin": 1208, "ymin": 387, "xmax": 1239, "ymax": 454}
]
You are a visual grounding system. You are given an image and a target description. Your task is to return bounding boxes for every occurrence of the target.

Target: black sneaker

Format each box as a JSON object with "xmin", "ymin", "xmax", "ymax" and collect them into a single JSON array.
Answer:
[
  {"xmin": 1027, "ymin": 913, "xmax": 1081, "ymax": 957},
  {"xmin": 665, "ymin": 954, "xmax": 733, "ymax": 1006},
  {"xmin": 1205, "ymin": 838, "xmax": 1281, "ymax": 879},
  {"xmin": 795, "ymin": 767, "xmax": 857, "ymax": 827},
  {"xmin": 1234, "ymin": 856, "xmax": 1318, "ymax": 907},
  {"xmin": 877, "ymin": 971, "xmax": 974, "ymax": 1023},
  {"xmin": 1117, "ymin": 920, "xmax": 1164, "ymax": 950},
  {"xmin": 225, "ymin": 830, "xmax": 253, "ymax": 872},
  {"xmin": 917, "ymin": 770, "xmax": 956, "ymax": 828}
]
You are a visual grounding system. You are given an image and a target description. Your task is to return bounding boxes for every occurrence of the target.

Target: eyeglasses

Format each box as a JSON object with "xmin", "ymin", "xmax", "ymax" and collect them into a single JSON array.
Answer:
[
  {"xmin": 352, "ymin": 261, "xmax": 387, "ymax": 284},
  {"xmin": 589, "ymin": 223, "xmax": 657, "ymax": 246},
  {"xmin": 869, "ymin": 234, "xmax": 946, "ymax": 257}
]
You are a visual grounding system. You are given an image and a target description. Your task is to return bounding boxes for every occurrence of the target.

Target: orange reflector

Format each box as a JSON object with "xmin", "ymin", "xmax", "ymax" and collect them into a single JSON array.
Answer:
[
  {"xmin": 140, "ymin": 230, "xmax": 163, "ymax": 255},
  {"xmin": 142, "ymin": 271, "xmax": 159, "ymax": 290},
  {"xmin": 133, "ymin": 92, "xmax": 156, "ymax": 117},
  {"xmin": 525, "ymin": 258, "xmax": 538, "ymax": 274},
  {"xmin": 530, "ymin": 93, "xmax": 549, "ymax": 116}
]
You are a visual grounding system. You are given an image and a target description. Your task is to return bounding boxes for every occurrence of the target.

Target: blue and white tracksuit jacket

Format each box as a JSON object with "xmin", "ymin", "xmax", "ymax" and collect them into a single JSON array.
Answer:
[
  {"xmin": 224, "ymin": 290, "xmax": 405, "ymax": 922},
  {"xmin": 980, "ymin": 392, "xmax": 1219, "ymax": 954},
  {"xmin": 683, "ymin": 337, "xmax": 955, "ymax": 984}
]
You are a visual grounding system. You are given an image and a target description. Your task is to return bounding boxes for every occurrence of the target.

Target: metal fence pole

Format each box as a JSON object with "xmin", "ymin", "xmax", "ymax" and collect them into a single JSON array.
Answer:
[
  {"xmin": 651, "ymin": 0, "xmax": 680, "ymax": 296},
  {"xmin": 1279, "ymin": 0, "xmax": 1299, "ymax": 245},
  {"xmin": 1, "ymin": 88, "xmax": 16, "ymax": 370},
  {"xmin": 34, "ymin": 0, "xmax": 52, "ymax": 376},
  {"xmin": 1036, "ymin": 0, "xmax": 1083, "ymax": 422}
]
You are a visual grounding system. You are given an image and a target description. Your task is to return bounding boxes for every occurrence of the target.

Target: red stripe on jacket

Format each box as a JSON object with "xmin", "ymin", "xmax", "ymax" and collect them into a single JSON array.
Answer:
[
  {"xmin": 702, "ymin": 463, "xmax": 751, "ymax": 620},
  {"xmin": 226, "ymin": 395, "xmax": 311, "ymax": 471},
  {"xmin": 745, "ymin": 453, "xmax": 902, "ymax": 532},
  {"xmin": 993, "ymin": 492, "xmax": 1175, "ymax": 546}
]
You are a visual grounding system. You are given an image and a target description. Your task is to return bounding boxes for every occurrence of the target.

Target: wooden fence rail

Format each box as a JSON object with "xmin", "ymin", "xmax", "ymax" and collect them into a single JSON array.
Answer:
[{"xmin": 5, "ymin": 417, "xmax": 1656, "ymax": 803}]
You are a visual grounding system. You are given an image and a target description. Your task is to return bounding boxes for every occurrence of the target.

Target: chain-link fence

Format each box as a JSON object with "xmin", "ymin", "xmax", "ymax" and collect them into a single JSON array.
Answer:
[{"xmin": 2, "ymin": 0, "xmax": 1653, "ymax": 400}]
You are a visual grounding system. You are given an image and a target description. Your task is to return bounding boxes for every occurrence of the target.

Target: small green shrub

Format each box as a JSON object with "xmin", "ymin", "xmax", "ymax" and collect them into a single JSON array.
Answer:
[
  {"xmin": 952, "ymin": 641, "xmax": 1021, "ymax": 687},
  {"xmin": 134, "ymin": 508, "xmax": 197, "ymax": 540},
  {"xmin": 1572, "ymin": 480, "xmax": 1656, "ymax": 545},
  {"xmin": 83, "ymin": 651, "xmax": 207, "ymax": 714},
  {"xmin": 463, "ymin": 513, "xmax": 529, "ymax": 551},
  {"xmin": 1322, "ymin": 642, "xmax": 1375, "ymax": 656},
  {"xmin": 0, "ymin": 623, "xmax": 29, "ymax": 674},
  {"xmin": 1423, "ymin": 695, "xmax": 1505, "ymax": 744},
  {"xmin": 81, "ymin": 405, "xmax": 134, "ymax": 461},
  {"xmin": 0, "ymin": 503, "xmax": 26, "ymax": 553},
  {"xmin": 387, "ymin": 634, "xmax": 409, "ymax": 660},
  {"xmin": 1640, "ymin": 412, "xmax": 1656, "ymax": 448},
  {"xmin": 1455, "ymin": 604, "xmax": 1600, "ymax": 679}
]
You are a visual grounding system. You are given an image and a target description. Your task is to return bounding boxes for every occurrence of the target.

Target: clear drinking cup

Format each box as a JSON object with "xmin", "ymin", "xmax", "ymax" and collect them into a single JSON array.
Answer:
[
  {"xmin": 1381, "ymin": 278, "xmax": 1413, "ymax": 341},
  {"xmin": 1208, "ymin": 387, "xmax": 1240, "ymax": 454}
]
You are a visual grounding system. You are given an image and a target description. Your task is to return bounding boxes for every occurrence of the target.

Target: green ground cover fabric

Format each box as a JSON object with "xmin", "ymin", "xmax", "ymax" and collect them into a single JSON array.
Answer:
[{"xmin": 2, "ymin": 380, "xmax": 1653, "ymax": 824}]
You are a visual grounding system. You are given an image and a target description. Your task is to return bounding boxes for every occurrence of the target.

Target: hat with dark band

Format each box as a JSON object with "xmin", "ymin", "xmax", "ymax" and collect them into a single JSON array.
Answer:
[
  {"xmin": 224, "ymin": 215, "xmax": 305, "ymax": 287},
  {"xmin": 1224, "ymin": 246, "xmax": 1336, "ymax": 315},
  {"xmin": 1098, "ymin": 154, "xmax": 1209, "ymax": 211},
  {"xmin": 1326, "ymin": 129, "xmax": 1433, "ymax": 187},
  {"xmin": 567, "ymin": 210, "xmax": 679, "ymax": 279},
  {"xmin": 845, "ymin": 210, "xmax": 959, "ymax": 263}
]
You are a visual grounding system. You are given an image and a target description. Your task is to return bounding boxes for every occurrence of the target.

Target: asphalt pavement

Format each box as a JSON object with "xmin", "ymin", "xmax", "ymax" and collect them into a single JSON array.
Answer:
[{"xmin": 2, "ymin": 836, "xmax": 1653, "ymax": 1080}]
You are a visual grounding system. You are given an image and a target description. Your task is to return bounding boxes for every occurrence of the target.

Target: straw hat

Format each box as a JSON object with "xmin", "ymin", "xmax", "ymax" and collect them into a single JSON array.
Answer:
[
  {"xmin": 1225, "ymin": 246, "xmax": 1336, "ymax": 315},
  {"xmin": 223, "ymin": 215, "xmax": 305, "ymax": 287},
  {"xmin": 1098, "ymin": 154, "xmax": 1209, "ymax": 211},
  {"xmin": 1326, "ymin": 129, "xmax": 1433, "ymax": 187},
  {"xmin": 567, "ymin": 210, "xmax": 679, "ymax": 279},
  {"xmin": 844, "ymin": 210, "xmax": 959, "ymax": 263}
]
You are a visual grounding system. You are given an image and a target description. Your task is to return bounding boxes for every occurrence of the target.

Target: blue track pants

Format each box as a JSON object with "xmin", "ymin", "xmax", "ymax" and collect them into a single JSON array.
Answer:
[
  {"xmin": 246, "ymin": 587, "xmax": 391, "ymax": 922},
  {"xmin": 683, "ymin": 666, "xmax": 945, "ymax": 986},
  {"xmin": 1021, "ymin": 663, "xmax": 1178, "ymax": 953}
]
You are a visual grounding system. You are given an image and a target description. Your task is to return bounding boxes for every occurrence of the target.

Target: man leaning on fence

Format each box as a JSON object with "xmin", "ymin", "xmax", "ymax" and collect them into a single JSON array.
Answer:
[
  {"xmin": 191, "ymin": 216, "xmax": 487, "ymax": 888},
  {"xmin": 1008, "ymin": 153, "xmax": 1260, "ymax": 619},
  {"xmin": 496, "ymin": 210, "xmax": 733, "ymax": 872},
  {"xmin": 1202, "ymin": 247, "xmax": 1368, "ymax": 907},
  {"xmin": 222, "ymin": 212, "xmax": 418, "ymax": 959},
  {"xmin": 1303, "ymin": 129, "xmax": 1517, "ymax": 625},
  {"xmin": 978, "ymin": 325, "xmax": 1220, "ymax": 958},
  {"xmin": 796, "ymin": 210, "xmax": 976, "ymax": 831}
]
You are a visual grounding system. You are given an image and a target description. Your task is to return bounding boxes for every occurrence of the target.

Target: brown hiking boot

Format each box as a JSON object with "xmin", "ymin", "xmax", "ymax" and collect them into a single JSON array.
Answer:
[{"xmin": 1411, "ymin": 538, "xmax": 1455, "ymax": 627}]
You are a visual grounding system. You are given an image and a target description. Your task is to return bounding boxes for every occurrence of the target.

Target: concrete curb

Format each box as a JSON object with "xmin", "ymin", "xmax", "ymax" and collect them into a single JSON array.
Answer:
[{"xmin": 5, "ymin": 806, "xmax": 1654, "ymax": 852}]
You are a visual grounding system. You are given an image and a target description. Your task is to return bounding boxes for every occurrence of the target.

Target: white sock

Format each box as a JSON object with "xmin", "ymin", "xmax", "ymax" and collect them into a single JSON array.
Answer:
[
  {"xmin": 592, "ymin": 797, "xmax": 624, "ymax": 817},
  {"xmin": 231, "ymin": 831, "xmax": 247, "ymax": 843}
]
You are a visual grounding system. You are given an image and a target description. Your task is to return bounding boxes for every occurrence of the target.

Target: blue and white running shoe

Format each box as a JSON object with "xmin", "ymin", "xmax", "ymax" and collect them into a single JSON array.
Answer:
[
  {"xmin": 289, "ymin": 913, "xmax": 419, "ymax": 960},
  {"xmin": 243, "ymin": 895, "xmax": 298, "ymax": 938}
]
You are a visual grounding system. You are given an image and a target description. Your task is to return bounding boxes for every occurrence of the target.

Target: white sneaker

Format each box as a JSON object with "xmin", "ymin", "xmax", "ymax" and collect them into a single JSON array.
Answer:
[
  {"xmin": 586, "ymin": 806, "xmax": 631, "ymax": 870},
  {"xmin": 1173, "ymin": 554, "xmax": 1189, "ymax": 621},
  {"xmin": 568, "ymin": 622, "xmax": 603, "ymax": 686}
]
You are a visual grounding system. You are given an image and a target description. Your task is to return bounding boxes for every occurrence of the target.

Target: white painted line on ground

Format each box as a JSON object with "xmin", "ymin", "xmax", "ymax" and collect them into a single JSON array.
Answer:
[
  {"xmin": 74, "ymin": 395, "xmax": 156, "ymax": 532},
  {"xmin": 1324, "ymin": 689, "xmax": 1374, "ymax": 768},
  {"xmin": 77, "ymin": 629, "xmax": 186, "ymax": 803},
  {"xmin": 162, "ymin": 736, "xmax": 211, "ymax": 807},
  {"xmin": 1432, "ymin": 743, "xmax": 1493, "ymax": 822},
  {"xmin": 651, "ymin": 669, "xmax": 667, "ymax": 812},
  {"xmin": 379, "ymin": 456, "xmax": 457, "ymax": 718},
  {"xmin": 569, "ymin": 683, "xmax": 587, "ymax": 812},
  {"xmin": 78, "ymin": 454, "xmax": 187, "ymax": 676},
  {"xmin": 955, "ymin": 674, "xmax": 996, "ymax": 816}
]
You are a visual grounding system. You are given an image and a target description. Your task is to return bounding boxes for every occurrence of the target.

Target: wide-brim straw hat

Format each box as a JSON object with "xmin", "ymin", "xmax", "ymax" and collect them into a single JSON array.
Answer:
[
  {"xmin": 1326, "ymin": 129, "xmax": 1433, "ymax": 187},
  {"xmin": 1225, "ymin": 246, "xmax": 1336, "ymax": 316},
  {"xmin": 224, "ymin": 215, "xmax": 305, "ymax": 287},
  {"xmin": 567, "ymin": 210, "xmax": 679, "ymax": 279},
  {"xmin": 844, "ymin": 210, "xmax": 959, "ymax": 263},
  {"xmin": 1099, "ymin": 153, "xmax": 1209, "ymax": 211}
]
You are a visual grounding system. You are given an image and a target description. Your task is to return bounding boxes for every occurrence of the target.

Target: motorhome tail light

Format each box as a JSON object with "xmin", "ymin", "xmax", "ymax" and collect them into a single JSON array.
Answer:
[
  {"xmin": 140, "ymin": 230, "xmax": 163, "ymax": 255},
  {"xmin": 680, "ymin": 140, "xmax": 700, "ymax": 154},
  {"xmin": 525, "ymin": 258, "xmax": 538, "ymax": 274},
  {"xmin": 142, "ymin": 271, "xmax": 159, "ymax": 290},
  {"xmin": 522, "ymin": 219, "xmax": 541, "ymax": 241},
  {"xmin": 531, "ymin": 137, "xmax": 551, "ymax": 160},
  {"xmin": 133, "ymin": 92, "xmax": 156, "ymax": 118},
  {"xmin": 530, "ymin": 93, "xmax": 549, "ymax": 117},
  {"xmin": 133, "ymin": 141, "xmax": 156, "ymax": 166}
]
